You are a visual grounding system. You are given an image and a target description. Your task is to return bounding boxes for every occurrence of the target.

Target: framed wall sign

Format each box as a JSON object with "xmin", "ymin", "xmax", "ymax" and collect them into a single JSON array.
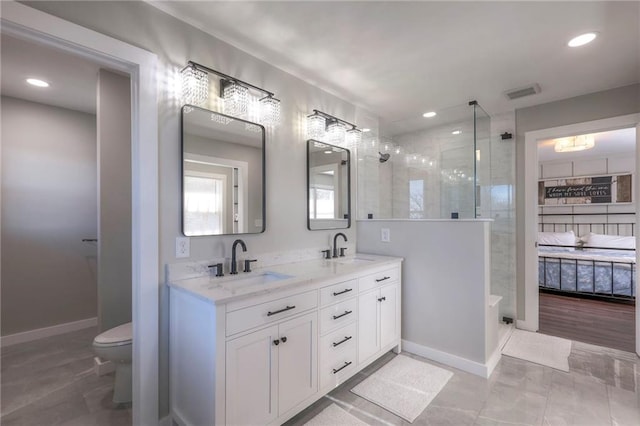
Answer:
[{"xmin": 538, "ymin": 173, "xmax": 632, "ymax": 205}]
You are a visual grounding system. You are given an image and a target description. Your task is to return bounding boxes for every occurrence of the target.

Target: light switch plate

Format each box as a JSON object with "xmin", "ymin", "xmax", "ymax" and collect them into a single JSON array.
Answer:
[
  {"xmin": 176, "ymin": 237, "xmax": 190, "ymax": 258},
  {"xmin": 381, "ymin": 228, "xmax": 391, "ymax": 243}
]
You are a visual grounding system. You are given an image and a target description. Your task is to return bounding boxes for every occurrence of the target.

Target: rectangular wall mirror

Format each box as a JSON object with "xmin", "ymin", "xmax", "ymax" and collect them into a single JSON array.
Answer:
[
  {"xmin": 182, "ymin": 105, "xmax": 265, "ymax": 236},
  {"xmin": 307, "ymin": 140, "xmax": 350, "ymax": 230}
]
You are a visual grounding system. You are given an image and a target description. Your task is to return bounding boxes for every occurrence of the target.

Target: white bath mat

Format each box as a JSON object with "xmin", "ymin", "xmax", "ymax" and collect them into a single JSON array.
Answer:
[
  {"xmin": 350, "ymin": 355, "xmax": 453, "ymax": 422},
  {"xmin": 502, "ymin": 329, "xmax": 572, "ymax": 372},
  {"xmin": 304, "ymin": 403, "xmax": 369, "ymax": 426}
]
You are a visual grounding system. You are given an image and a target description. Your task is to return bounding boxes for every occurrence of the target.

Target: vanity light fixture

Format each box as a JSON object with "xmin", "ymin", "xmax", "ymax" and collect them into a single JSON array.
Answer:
[
  {"xmin": 306, "ymin": 112, "xmax": 326, "ymax": 140},
  {"xmin": 26, "ymin": 78, "xmax": 50, "ymax": 88},
  {"xmin": 181, "ymin": 61, "xmax": 281, "ymax": 126},
  {"xmin": 222, "ymin": 80, "xmax": 249, "ymax": 117},
  {"xmin": 346, "ymin": 126, "xmax": 362, "ymax": 148},
  {"xmin": 306, "ymin": 109, "xmax": 362, "ymax": 149},
  {"xmin": 326, "ymin": 120, "xmax": 347, "ymax": 145},
  {"xmin": 554, "ymin": 134, "xmax": 595, "ymax": 153},
  {"xmin": 181, "ymin": 63, "xmax": 208, "ymax": 106}
]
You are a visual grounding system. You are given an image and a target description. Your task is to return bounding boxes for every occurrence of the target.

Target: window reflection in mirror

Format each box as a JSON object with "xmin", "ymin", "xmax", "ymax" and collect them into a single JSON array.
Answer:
[
  {"xmin": 182, "ymin": 105, "xmax": 265, "ymax": 236},
  {"xmin": 307, "ymin": 140, "xmax": 350, "ymax": 230}
]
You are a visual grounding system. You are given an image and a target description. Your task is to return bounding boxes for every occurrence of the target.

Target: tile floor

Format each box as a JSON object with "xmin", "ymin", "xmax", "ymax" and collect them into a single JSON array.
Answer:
[
  {"xmin": 2, "ymin": 328, "xmax": 639, "ymax": 426},
  {"xmin": 286, "ymin": 340, "xmax": 640, "ymax": 426},
  {"xmin": 1, "ymin": 327, "xmax": 131, "ymax": 426}
]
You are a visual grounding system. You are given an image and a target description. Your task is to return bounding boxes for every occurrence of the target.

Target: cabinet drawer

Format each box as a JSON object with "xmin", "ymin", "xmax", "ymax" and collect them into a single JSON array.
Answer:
[
  {"xmin": 319, "ymin": 298, "xmax": 357, "ymax": 335},
  {"xmin": 319, "ymin": 279, "xmax": 357, "ymax": 306},
  {"xmin": 226, "ymin": 290, "xmax": 317, "ymax": 336},
  {"xmin": 359, "ymin": 267, "xmax": 400, "ymax": 293},
  {"xmin": 319, "ymin": 323, "xmax": 357, "ymax": 390}
]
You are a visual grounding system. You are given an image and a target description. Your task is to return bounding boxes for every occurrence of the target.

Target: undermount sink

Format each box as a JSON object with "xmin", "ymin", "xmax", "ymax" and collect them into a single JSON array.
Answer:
[
  {"xmin": 336, "ymin": 257, "xmax": 375, "ymax": 265},
  {"xmin": 220, "ymin": 271, "xmax": 293, "ymax": 290}
]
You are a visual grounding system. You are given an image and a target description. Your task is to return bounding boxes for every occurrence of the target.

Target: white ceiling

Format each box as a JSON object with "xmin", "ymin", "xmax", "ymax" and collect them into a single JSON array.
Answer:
[
  {"xmin": 1, "ymin": 35, "xmax": 100, "ymax": 114},
  {"xmin": 2, "ymin": 2, "xmax": 638, "ymax": 127},
  {"xmin": 538, "ymin": 127, "xmax": 636, "ymax": 163},
  {"xmin": 150, "ymin": 1, "xmax": 640, "ymax": 130}
]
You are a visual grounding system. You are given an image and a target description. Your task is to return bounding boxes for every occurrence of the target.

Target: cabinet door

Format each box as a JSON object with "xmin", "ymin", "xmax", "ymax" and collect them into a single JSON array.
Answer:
[
  {"xmin": 278, "ymin": 312, "xmax": 318, "ymax": 416},
  {"xmin": 358, "ymin": 288, "xmax": 380, "ymax": 363},
  {"xmin": 226, "ymin": 325, "xmax": 278, "ymax": 426},
  {"xmin": 380, "ymin": 283, "xmax": 399, "ymax": 349}
]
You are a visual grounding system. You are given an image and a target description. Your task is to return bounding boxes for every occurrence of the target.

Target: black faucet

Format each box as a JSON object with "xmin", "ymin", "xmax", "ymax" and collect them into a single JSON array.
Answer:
[
  {"xmin": 230, "ymin": 239, "xmax": 247, "ymax": 274},
  {"xmin": 333, "ymin": 232, "xmax": 348, "ymax": 258}
]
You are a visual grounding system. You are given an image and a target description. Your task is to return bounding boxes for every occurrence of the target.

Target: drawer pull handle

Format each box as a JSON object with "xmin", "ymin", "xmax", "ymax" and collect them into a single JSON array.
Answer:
[
  {"xmin": 333, "ymin": 288, "xmax": 353, "ymax": 296},
  {"xmin": 267, "ymin": 305, "xmax": 296, "ymax": 316},
  {"xmin": 375, "ymin": 276, "xmax": 391, "ymax": 282},
  {"xmin": 378, "ymin": 296, "xmax": 386, "ymax": 302},
  {"xmin": 332, "ymin": 336, "xmax": 353, "ymax": 347},
  {"xmin": 333, "ymin": 361, "xmax": 352, "ymax": 374},
  {"xmin": 333, "ymin": 310, "xmax": 353, "ymax": 320}
]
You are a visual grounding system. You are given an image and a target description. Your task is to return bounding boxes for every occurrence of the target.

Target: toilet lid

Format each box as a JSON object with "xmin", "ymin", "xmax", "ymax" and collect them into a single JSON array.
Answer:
[{"xmin": 94, "ymin": 322, "xmax": 132, "ymax": 345}]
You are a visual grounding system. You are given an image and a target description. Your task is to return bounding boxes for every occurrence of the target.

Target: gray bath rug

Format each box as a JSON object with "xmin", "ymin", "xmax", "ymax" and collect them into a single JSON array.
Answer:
[
  {"xmin": 502, "ymin": 329, "xmax": 572, "ymax": 372},
  {"xmin": 304, "ymin": 403, "xmax": 369, "ymax": 426},
  {"xmin": 350, "ymin": 355, "xmax": 453, "ymax": 422}
]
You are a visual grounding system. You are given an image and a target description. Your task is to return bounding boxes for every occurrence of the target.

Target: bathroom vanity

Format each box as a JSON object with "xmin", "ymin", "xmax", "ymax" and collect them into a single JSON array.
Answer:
[{"xmin": 168, "ymin": 254, "xmax": 402, "ymax": 426}]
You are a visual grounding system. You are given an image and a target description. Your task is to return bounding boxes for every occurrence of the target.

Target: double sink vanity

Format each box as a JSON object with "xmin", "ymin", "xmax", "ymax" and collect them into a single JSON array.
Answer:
[
  {"xmin": 168, "ymin": 252, "xmax": 402, "ymax": 426},
  {"xmin": 172, "ymin": 102, "xmax": 399, "ymax": 425}
]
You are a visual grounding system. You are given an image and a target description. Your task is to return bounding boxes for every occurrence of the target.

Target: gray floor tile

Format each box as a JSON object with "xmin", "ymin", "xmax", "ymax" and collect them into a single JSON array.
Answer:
[{"xmin": 608, "ymin": 385, "xmax": 640, "ymax": 426}]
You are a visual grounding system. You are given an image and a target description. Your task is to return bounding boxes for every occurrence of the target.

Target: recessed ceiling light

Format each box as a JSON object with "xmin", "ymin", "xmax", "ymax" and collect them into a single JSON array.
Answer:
[
  {"xmin": 452, "ymin": 130, "xmax": 462, "ymax": 135},
  {"xmin": 422, "ymin": 111, "xmax": 436, "ymax": 118},
  {"xmin": 324, "ymin": 150, "xmax": 333, "ymax": 154},
  {"xmin": 26, "ymin": 78, "xmax": 50, "ymax": 88},
  {"xmin": 568, "ymin": 32, "xmax": 597, "ymax": 47},
  {"xmin": 361, "ymin": 128, "xmax": 371, "ymax": 133}
]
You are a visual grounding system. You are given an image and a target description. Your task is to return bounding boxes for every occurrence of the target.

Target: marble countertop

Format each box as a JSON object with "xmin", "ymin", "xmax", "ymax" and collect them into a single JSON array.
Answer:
[{"xmin": 167, "ymin": 253, "xmax": 403, "ymax": 305}]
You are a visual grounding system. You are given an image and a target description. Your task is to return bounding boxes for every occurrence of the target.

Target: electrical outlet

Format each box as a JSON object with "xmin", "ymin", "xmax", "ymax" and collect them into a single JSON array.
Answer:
[
  {"xmin": 176, "ymin": 237, "xmax": 190, "ymax": 258},
  {"xmin": 381, "ymin": 228, "xmax": 391, "ymax": 243}
]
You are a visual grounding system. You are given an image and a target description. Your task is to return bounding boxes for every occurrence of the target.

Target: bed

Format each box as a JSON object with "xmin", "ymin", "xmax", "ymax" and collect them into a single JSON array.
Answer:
[{"xmin": 537, "ymin": 220, "xmax": 636, "ymax": 301}]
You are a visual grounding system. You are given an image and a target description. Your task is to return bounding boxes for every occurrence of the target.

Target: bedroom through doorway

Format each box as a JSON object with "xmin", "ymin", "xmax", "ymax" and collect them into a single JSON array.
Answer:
[{"xmin": 536, "ymin": 127, "xmax": 636, "ymax": 352}]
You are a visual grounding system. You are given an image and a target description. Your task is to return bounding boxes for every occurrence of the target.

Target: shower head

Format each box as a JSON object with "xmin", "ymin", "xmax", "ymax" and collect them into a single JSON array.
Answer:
[{"xmin": 378, "ymin": 152, "xmax": 391, "ymax": 163}]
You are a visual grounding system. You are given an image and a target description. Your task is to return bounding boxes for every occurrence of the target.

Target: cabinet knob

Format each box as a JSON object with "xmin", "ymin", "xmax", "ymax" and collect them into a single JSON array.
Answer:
[
  {"xmin": 378, "ymin": 296, "xmax": 386, "ymax": 302},
  {"xmin": 281, "ymin": 336, "xmax": 287, "ymax": 343},
  {"xmin": 273, "ymin": 339, "xmax": 280, "ymax": 346}
]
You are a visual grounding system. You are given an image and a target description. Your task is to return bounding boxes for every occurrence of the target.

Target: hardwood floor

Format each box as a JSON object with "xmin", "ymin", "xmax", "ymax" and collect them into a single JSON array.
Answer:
[{"xmin": 539, "ymin": 291, "xmax": 635, "ymax": 353}]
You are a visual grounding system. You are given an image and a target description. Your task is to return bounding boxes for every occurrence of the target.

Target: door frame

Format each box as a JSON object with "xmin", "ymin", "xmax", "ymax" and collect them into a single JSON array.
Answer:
[
  {"xmin": 522, "ymin": 113, "xmax": 640, "ymax": 354},
  {"xmin": 1, "ymin": 2, "xmax": 160, "ymax": 423}
]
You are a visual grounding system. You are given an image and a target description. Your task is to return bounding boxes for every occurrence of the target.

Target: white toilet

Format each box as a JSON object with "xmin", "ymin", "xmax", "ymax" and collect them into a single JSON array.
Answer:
[{"xmin": 93, "ymin": 322, "xmax": 132, "ymax": 404}]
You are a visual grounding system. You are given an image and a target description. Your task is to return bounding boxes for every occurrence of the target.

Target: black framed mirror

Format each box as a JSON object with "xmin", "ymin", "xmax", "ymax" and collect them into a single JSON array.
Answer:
[
  {"xmin": 181, "ymin": 105, "xmax": 265, "ymax": 236},
  {"xmin": 307, "ymin": 140, "xmax": 350, "ymax": 230}
]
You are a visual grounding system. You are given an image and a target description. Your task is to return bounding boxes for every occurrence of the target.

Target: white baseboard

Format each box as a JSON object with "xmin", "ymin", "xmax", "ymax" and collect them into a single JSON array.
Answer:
[
  {"xmin": 402, "ymin": 339, "xmax": 495, "ymax": 378},
  {"xmin": 485, "ymin": 346, "xmax": 502, "ymax": 377},
  {"xmin": 159, "ymin": 415, "xmax": 173, "ymax": 426},
  {"xmin": 516, "ymin": 319, "xmax": 538, "ymax": 332},
  {"xmin": 1, "ymin": 317, "xmax": 97, "ymax": 347}
]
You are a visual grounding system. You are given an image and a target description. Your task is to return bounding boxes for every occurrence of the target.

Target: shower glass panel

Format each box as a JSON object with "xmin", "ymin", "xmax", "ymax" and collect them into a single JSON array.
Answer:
[{"xmin": 357, "ymin": 101, "xmax": 491, "ymax": 220}]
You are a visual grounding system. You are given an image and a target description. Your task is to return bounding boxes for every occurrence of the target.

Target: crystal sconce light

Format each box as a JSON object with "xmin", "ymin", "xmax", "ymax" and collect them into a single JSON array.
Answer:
[
  {"xmin": 306, "ymin": 109, "xmax": 363, "ymax": 150},
  {"xmin": 181, "ymin": 61, "xmax": 281, "ymax": 127},
  {"xmin": 181, "ymin": 63, "xmax": 209, "ymax": 106}
]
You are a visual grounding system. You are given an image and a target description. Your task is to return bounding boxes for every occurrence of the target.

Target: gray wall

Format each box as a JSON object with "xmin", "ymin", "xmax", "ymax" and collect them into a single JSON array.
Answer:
[
  {"xmin": 357, "ymin": 220, "xmax": 491, "ymax": 364},
  {"xmin": 515, "ymin": 83, "xmax": 640, "ymax": 319},
  {"xmin": 21, "ymin": 1, "xmax": 374, "ymax": 416},
  {"xmin": 1, "ymin": 96, "xmax": 97, "ymax": 335},
  {"xmin": 97, "ymin": 70, "xmax": 132, "ymax": 332}
]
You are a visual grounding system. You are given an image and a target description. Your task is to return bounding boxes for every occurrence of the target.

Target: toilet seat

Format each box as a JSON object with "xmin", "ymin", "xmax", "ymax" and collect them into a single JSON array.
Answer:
[{"xmin": 94, "ymin": 322, "xmax": 132, "ymax": 347}]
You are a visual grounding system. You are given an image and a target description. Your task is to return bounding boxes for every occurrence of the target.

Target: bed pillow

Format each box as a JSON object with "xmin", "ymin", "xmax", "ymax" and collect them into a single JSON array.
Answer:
[
  {"xmin": 538, "ymin": 231, "xmax": 577, "ymax": 250},
  {"xmin": 581, "ymin": 233, "xmax": 636, "ymax": 250}
]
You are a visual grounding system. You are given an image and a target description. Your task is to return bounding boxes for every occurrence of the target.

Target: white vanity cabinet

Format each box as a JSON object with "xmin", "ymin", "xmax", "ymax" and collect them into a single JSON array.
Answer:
[
  {"xmin": 358, "ymin": 267, "xmax": 401, "ymax": 364},
  {"xmin": 226, "ymin": 311, "xmax": 317, "ymax": 425},
  {"xmin": 168, "ymin": 256, "xmax": 402, "ymax": 426}
]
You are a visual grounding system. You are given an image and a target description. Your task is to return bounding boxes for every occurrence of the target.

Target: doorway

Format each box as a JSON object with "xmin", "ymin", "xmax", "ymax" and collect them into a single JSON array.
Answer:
[
  {"xmin": 522, "ymin": 113, "xmax": 640, "ymax": 356},
  {"xmin": 1, "ymin": 3, "xmax": 159, "ymax": 424}
]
